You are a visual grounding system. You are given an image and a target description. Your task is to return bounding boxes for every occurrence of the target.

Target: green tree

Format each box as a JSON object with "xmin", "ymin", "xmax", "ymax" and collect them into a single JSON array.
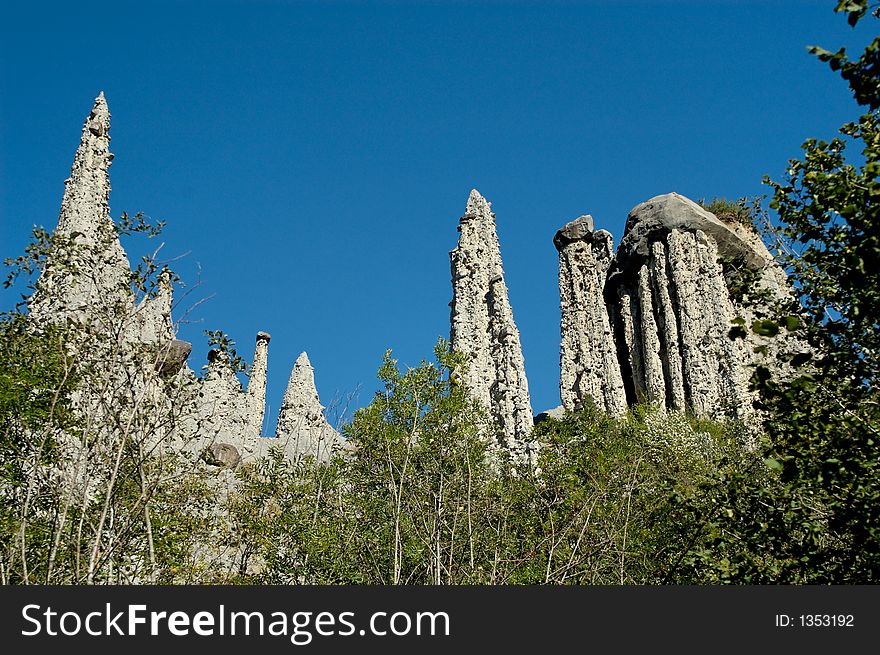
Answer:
[{"xmin": 682, "ymin": 0, "xmax": 880, "ymax": 582}]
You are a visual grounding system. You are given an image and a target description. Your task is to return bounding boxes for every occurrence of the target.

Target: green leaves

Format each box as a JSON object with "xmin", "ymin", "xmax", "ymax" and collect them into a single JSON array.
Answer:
[
  {"xmin": 750, "ymin": 319, "xmax": 780, "ymax": 337},
  {"xmin": 204, "ymin": 329, "xmax": 248, "ymax": 373},
  {"xmin": 764, "ymin": 458, "xmax": 783, "ymax": 471},
  {"xmin": 683, "ymin": 1, "xmax": 880, "ymax": 584},
  {"xmin": 836, "ymin": 1, "xmax": 866, "ymax": 22}
]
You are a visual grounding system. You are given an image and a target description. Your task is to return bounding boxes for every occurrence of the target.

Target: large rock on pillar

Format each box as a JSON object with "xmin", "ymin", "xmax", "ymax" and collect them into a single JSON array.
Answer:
[
  {"xmin": 609, "ymin": 192, "xmax": 781, "ymax": 421},
  {"xmin": 29, "ymin": 92, "xmax": 133, "ymax": 329},
  {"xmin": 450, "ymin": 189, "xmax": 533, "ymax": 447},
  {"xmin": 554, "ymin": 215, "xmax": 627, "ymax": 415}
]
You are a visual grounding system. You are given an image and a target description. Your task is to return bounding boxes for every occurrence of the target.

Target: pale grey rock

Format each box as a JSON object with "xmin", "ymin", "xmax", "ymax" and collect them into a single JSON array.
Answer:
[
  {"xmin": 600, "ymin": 192, "xmax": 788, "ymax": 425},
  {"xmin": 450, "ymin": 189, "xmax": 534, "ymax": 448},
  {"xmin": 636, "ymin": 263, "xmax": 667, "ymax": 408},
  {"xmin": 134, "ymin": 269, "xmax": 175, "ymax": 345},
  {"xmin": 648, "ymin": 241, "xmax": 686, "ymax": 410},
  {"xmin": 29, "ymin": 92, "xmax": 133, "ymax": 329},
  {"xmin": 666, "ymin": 228, "xmax": 715, "ymax": 414},
  {"xmin": 274, "ymin": 352, "xmax": 347, "ymax": 462},
  {"xmin": 617, "ymin": 291, "xmax": 644, "ymax": 403},
  {"xmin": 245, "ymin": 331, "xmax": 271, "ymax": 436},
  {"xmin": 195, "ymin": 349, "xmax": 251, "ymax": 447},
  {"xmin": 555, "ymin": 216, "xmax": 627, "ymax": 415},
  {"xmin": 618, "ymin": 192, "xmax": 771, "ymax": 270},
  {"xmin": 534, "ymin": 405, "xmax": 566, "ymax": 424},
  {"xmin": 694, "ymin": 229, "xmax": 752, "ymax": 421}
]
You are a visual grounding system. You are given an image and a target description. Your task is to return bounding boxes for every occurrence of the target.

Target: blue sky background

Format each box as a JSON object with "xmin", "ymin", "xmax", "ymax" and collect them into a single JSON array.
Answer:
[{"xmin": 0, "ymin": 1, "xmax": 871, "ymax": 430}]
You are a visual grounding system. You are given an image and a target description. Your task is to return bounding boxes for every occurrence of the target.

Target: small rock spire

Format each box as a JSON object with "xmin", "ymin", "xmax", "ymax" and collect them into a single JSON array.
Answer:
[
  {"xmin": 29, "ymin": 92, "xmax": 133, "ymax": 328},
  {"xmin": 275, "ymin": 352, "xmax": 345, "ymax": 461},
  {"xmin": 450, "ymin": 188, "xmax": 533, "ymax": 447},
  {"xmin": 245, "ymin": 331, "xmax": 271, "ymax": 435}
]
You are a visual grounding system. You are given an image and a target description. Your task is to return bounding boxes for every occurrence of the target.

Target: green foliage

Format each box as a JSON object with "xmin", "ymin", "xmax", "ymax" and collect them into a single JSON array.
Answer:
[
  {"xmin": 809, "ymin": 1, "xmax": 880, "ymax": 110},
  {"xmin": 4, "ymin": 212, "xmax": 170, "ymax": 304},
  {"xmin": 685, "ymin": 1, "xmax": 880, "ymax": 583},
  {"xmin": 0, "ymin": 314, "xmax": 81, "ymax": 582},
  {"xmin": 3, "ymin": 227, "xmax": 58, "ymax": 292},
  {"xmin": 204, "ymin": 329, "xmax": 248, "ymax": 374},
  {"xmin": 514, "ymin": 407, "xmax": 752, "ymax": 584},
  {"xmin": 7, "ymin": 1, "xmax": 878, "ymax": 586},
  {"xmin": 218, "ymin": 342, "xmax": 752, "ymax": 585},
  {"xmin": 699, "ymin": 196, "xmax": 759, "ymax": 230},
  {"xmin": 114, "ymin": 211, "xmax": 166, "ymax": 238}
]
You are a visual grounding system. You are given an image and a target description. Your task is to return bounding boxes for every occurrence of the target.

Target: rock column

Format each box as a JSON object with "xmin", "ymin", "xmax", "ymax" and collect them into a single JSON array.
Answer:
[
  {"xmin": 554, "ymin": 215, "xmax": 627, "ymax": 415},
  {"xmin": 450, "ymin": 189, "xmax": 533, "ymax": 446},
  {"xmin": 610, "ymin": 193, "xmax": 768, "ymax": 420},
  {"xmin": 245, "ymin": 331, "xmax": 271, "ymax": 436},
  {"xmin": 275, "ymin": 352, "xmax": 345, "ymax": 462}
]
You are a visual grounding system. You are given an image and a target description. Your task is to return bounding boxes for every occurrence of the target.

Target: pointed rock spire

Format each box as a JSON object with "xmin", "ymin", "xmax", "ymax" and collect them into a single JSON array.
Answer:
[
  {"xmin": 192, "ymin": 348, "xmax": 251, "ymax": 449},
  {"xmin": 29, "ymin": 92, "xmax": 133, "ymax": 328},
  {"xmin": 275, "ymin": 352, "xmax": 345, "ymax": 462},
  {"xmin": 245, "ymin": 332, "xmax": 271, "ymax": 435},
  {"xmin": 450, "ymin": 189, "xmax": 533, "ymax": 447},
  {"xmin": 135, "ymin": 269, "xmax": 175, "ymax": 344}
]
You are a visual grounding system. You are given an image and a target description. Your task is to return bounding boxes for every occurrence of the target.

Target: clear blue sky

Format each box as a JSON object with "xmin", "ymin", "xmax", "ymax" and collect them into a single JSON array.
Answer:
[{"xmin": 0, "ymin": 1, "xmax": 871, "ymax": 429}]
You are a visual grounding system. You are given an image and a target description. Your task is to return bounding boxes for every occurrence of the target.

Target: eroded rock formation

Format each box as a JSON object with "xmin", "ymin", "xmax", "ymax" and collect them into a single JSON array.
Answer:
[
  {"xmin": 555, "ymin": 215, "xmax": 627, "ymax": 415},
  {"xmin": 25, "ymin": 93, "xmax": 791, "ymax": 476},
  {"xmin": 245, "ymin": 331, "xmax": 271, "ymax": 435},
  {"xmin": 273, "ymin": 352, "xmax": 347, "ymax": 463},
  {"xmin": 27, "ymin": 93, "xmax": 346, "ymax": 471},
  {"xmin": 558, "ymin": 192, "xmax": 790, "ymax": 425},
  {"xmin": 450, "ymin": 189, "xmax": 533, "ymax": 448},
  {"xmin": 29, "ymin": 93, "xmax": 133, "ymax": 330}
]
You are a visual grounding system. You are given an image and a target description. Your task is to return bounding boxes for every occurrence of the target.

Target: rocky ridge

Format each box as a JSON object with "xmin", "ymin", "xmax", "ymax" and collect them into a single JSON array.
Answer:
[
  {"xmin": 28, "ymin": 93, "xmax": 346, "ymax": 471},
  {"xmin": 23, "ymin": 94, "xmax": 793, "ymax": 471}
]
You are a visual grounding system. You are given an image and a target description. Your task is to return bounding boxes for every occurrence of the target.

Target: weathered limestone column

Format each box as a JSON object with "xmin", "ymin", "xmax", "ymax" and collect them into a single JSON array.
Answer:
[
  {"xmin": 648, "ymin": 241, "xmax": 686, "ymax": 410},
  {"xmin": 636, "ymin": 263, "xmax": 667, "ymax": 408},
  {"xmin": 667, "ymin": 228, "xmax": 719, "ymax": 416},
  {"xmin": 29, "ymin": 92, "xmax": 133, "ymax": 328},
  {"xmin": 487, "ymin": 275, "xmax": 534, "ymax": 446},
  {"xmin": 693, "ymin": 230, "xmax": 751, "ymax": 420},
  {"xmin": 554, "ymin": 215, "xmax": 627, "ymax": 415},
  {"xmin": 450, "ymin": 189, "xmax": 533, "ymax": 446},
  {"xmin": 274, "ymin": 352, "xmax": 345, "ymax": 462},
  {"xmin": 612, "ymin": 192, "xmax": 781, "ymax": 421},
  {"xmin": 617, "ymin": 290, "xmax": 645, "ymax": 403},
  {"xmin": 245, "ymin": 331, "xmax": 271, "ymax": 435}
]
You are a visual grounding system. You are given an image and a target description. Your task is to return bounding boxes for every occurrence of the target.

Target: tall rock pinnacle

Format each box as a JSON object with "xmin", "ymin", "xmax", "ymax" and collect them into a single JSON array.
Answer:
[
  {"xmin": 29, "ymin": 92, "xmax": 133, "ymax": 328},
  {"xmin": 275, "ymin": 352, "xmax": 345, "ymax": 462},
  {"xmin": 245, "ymin": 332, "xmax": 271, "ymax": 435},
  {"xmin": 554, "ymin": 216, "xmax": 627, "ymax": 415},
  {"xmin": 450, "ymin": 189, "xmax": 533, "ymax": 447}
]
